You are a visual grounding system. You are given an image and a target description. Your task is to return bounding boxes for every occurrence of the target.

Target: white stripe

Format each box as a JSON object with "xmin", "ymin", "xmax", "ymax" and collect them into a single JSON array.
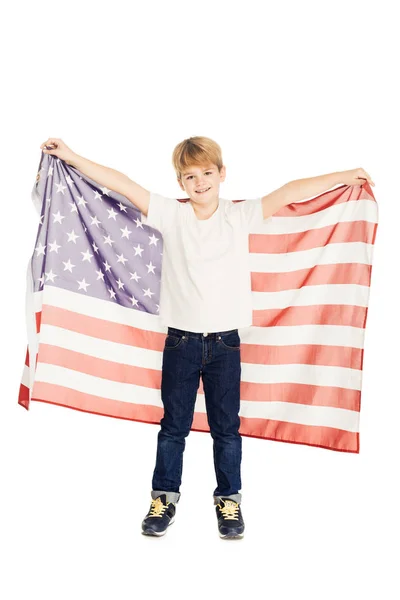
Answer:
[
  {"xmin": 250, "ymin": 242, "xmax": 374, "ymax": 273},
  {"xmin": 33, "ymin": 363, "xmax": 359, "ymax": 432},
  {"xmin": 37, "ymin": 285, "xmax": 167, "ymax": 332},
  {"xmin": 38, "ymin": 324, "xmax": 362, "ymax": 390},
  {"xmin": 253, "ymin": 283, "xmax": 370, "ymax": 309},
  {"xmin": 21, "ymin": 364, "xmax": 30, "ymax": 388},
  {"xmin": 244, "ymin": 323, "xmax": 365, "ymax": 348},
  {"xmin": 239, "ymin": 400, "xmax": 359, "ymax": 432},
  {"xmin": 250, "ymin": 199, "xmax": 378, "ymax": 234}
]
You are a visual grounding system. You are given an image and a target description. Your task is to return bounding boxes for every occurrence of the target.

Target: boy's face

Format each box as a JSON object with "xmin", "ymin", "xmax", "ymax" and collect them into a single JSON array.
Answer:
[{"xmin": 178, "ymin": 163, "xmax": 226, "ymax": 202}]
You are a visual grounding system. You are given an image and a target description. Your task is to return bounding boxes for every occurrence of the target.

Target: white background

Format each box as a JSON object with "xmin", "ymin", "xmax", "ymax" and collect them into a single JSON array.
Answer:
[{"xmin": 1, "ymin": 1, "xmax": 399, "ymax": 599}]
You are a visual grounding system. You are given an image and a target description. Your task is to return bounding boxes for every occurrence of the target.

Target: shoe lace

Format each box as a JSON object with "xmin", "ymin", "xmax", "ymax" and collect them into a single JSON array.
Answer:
[
  {"xmin": 218, "ymin": 499, "xmax": 240, "ymax": 520},
  {"xmin": 148, "ymin": 497, "xmax": 169, "ymax": 518}
]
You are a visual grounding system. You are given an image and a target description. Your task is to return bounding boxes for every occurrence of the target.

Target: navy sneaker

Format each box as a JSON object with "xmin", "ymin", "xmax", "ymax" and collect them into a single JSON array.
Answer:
[
  {"xmin": 141, "ymin": 494, "xmax": 176, "ymax": 536},
  {"xmin": 215, "ymin": 498, "xmax": 245, "ymax": 539}
]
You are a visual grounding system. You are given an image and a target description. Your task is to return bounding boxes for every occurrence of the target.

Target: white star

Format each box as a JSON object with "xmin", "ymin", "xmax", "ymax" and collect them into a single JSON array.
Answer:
[
  {"xmin": 70, "ymin": 202, "xmax": 78, "ymax": 213},
  {"xmin": 66, "ymin": 175, "xmax": 75, "ymax": 187},
  {"xmin": 146, "ymin": 261, "xmax": 156, "ymax": 274},
  {"xmin": 81, "ymin": 249, "xmax": 94, "ymax": 263},
  {"xmin": 142, "ymin": 287, "xmax": 154, "ymax": 298},
  {"xmin": 53, "ymin": 210, "xmax": 65, "ymax": 224},
  {"xmin": 35, "ymin": 242, "xmax": 46, "ymax": 256},
  {"xmin": 90, "ymin": 215, "xmax": 101, "ymax": 227},
  {"xmin": 103, "ymin": 260, "xmax": 112, "ymax": 272},
  {"xmin": 63, "ymin": 259, "xmax": 75, "ymax": 272},
  {"xmin": 148, "ymin": 233, "xmax": 159, "ymax": 246},
  {"xmin": 77, "ymin": 195, "xmax": 88, "ymax": 207},
  {"xmin": 77, "ymin": 278, "xmax": 90, "ymax": 292},
  {"xmin": 103, "ymin": 235, "xmax": 114, "ymax": 246},
  {"xmin": 134, "ymin": 217, "xmax": 144, "ymax": 229},
  {"xmin": 49, "ymin": 239, "xmax": 61, "ymax": 253},
  {"xmin": 107, "ymin": 207, "xmax": 118, "ymax": 220},
  {"xmin": 155, "ymin": 304, "xmax": 160, "ymax": 313},
  {"xmin": 92, "ymin": 242, "xmax": 99, "ymax": 253},
  {"xmin": 116, "ymin": 253, "xmax": 128, "ymax": 265},
  {"xmin": 108, "ymin": 287, "xmax": 116, "ymax": 299},
  {"xmin": 55, "ymin": 182, "xmax": 67, "ymax": 195},
  {"xmin": 120, "ymin": 226, "xmax": 132, "ymax": 239},
  {"xmin": 116, "ymin": 278, "xmax": 125, "ymax": 290},
  {"xmin": 117, "ymin": 202, "xmax": 128, "ymax": 212},
  {"xmin": 94, "ymin": 190, "xmax": 103, "ymax": 201},
  {"xmin": 47, "ymin": 166, "xmax": 54, "ymax": 177},
  {"xmin": 100, "ymin": 186, "xmax": 111, "ymax": 196},
  {"xmin": 83, "ymin": 225, "xmax": 87, "ymax": 232},
  {"xmin": 39, "ymin": 214, "xmax": 44, "ymax": 224},
  {"xmin": 38, "ymin": 275, "xmax": 45, "ymax": 287},
  {"xmin": 130, "ymin": 295, "xmax": 139, "ymax": 307},
  {"xmin": 45, "ymin": 269, "xmax": 57, "ymax": 282},
  {"xmin": 96, "ymin": 269, "xmax": 105, "ymax": 281},
  {"xmin": 66, "ymin": 229, "xmax": 80, "ymax": 243},
  {"xmin": 46, "ymin": 197, "xmax": 51, "ymax": 203},
  {"xmin": 133, "ymin": 243, "xmax": 144, "ymax": 257},
  {"xmin": 129, "ymin": 271, "xmax": 141, "ymax": 282}
]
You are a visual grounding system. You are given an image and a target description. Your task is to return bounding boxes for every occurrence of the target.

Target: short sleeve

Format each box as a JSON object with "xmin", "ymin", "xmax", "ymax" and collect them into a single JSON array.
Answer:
[
  {"xmin": 141, "ymin": 192, "xmax": 179, "ymax": 235},
  {"xmin": 233, "ymin": 197, "xmax": 269, "ymax": 231}
]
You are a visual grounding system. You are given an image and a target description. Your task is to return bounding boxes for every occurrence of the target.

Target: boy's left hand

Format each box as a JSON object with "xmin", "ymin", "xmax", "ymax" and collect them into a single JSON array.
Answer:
[{"xmin": 342, "ymin": 168, "xmax": 375, "ymax": 187}]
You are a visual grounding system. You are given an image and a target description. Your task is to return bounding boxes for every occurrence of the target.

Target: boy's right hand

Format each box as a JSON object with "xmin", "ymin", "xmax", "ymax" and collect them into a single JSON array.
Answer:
[{"xmin": 40, "ymin": 138, "xmax": 77, "ymax": 165}]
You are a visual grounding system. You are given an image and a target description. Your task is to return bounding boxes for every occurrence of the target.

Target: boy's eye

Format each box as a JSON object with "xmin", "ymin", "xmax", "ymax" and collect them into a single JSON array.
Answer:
[{"xmin": 186, "ymin": 171, "xmax": 212, "ymax": 180}]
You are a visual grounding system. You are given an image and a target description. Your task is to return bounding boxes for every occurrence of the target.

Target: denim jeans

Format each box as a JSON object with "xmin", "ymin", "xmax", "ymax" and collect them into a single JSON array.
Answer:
[{"xmin": 151, "ymin": 326, "xmax": 242, "ymax": 506}]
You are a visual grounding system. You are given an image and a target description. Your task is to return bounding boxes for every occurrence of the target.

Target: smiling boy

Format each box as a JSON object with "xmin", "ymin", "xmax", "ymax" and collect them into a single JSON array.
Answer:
[{"xmin": 40, "ymin": 135, "xmax": 374, "ymax": 539}]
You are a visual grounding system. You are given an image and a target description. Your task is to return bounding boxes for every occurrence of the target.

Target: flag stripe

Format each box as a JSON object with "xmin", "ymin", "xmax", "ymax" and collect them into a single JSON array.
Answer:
[
  {"xmin": 250, "ymin": 242, "xmax": 374, "ymax": 273},
  {"xmin": 250, "ymin": 219, "xmax": 377, "ymax": 253},
  {"xmin": 253, "ymin": 304, "xmax": 368, "ymax": 328},
  {"xmin": 252, "ymin": 263, "xmax": 372, "ymax": 292},
  {"xmin": 30, "ymin": 382, "xmax": 359, "ymax": 451}
]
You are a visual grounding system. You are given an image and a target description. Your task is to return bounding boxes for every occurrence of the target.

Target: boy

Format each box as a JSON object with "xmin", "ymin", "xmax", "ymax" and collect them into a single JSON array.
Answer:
[{"xmin": 40, "ymin": 136, "xmax": 374, "ymax": 539}]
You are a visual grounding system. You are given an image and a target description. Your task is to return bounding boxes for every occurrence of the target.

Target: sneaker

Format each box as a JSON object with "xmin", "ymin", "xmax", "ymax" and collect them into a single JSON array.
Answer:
[
  {"xmin": 141, "ymin": 494, "xmax": 176, "ymax": 536},
  {"xmin": 215, "ymin": 498, "xmax": 245, "ymax": 539}
]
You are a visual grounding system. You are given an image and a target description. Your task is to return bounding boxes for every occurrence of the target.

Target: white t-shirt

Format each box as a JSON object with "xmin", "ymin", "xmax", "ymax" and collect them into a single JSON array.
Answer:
[{"xmin": 141, "ymin": 193, "xmax": 270, "ymax": 333}]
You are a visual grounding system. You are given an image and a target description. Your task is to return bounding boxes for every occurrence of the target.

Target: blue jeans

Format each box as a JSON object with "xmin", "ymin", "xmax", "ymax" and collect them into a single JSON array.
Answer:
[{"xmin": 151, "ymin": 326, "xmax": 242, "ymax": 506}]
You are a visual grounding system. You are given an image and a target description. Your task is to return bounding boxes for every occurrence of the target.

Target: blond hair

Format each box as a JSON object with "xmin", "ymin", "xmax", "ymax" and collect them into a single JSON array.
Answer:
[{"xmin": 172, "ymin": 136, "xmax": 224, "ymax": 181}]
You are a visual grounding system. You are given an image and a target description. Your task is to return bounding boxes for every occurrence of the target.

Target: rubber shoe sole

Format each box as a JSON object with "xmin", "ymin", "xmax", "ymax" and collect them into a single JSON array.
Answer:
[{"xmin": 219, "ymin": 527, "xmax": 244, "ymax": 539}]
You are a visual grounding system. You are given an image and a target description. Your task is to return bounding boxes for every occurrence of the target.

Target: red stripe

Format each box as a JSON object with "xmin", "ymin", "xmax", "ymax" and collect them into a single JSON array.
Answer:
[
  {"xmin": 37, "ymin": 344, "xmax": 360, "ymax": 410},
  {"xmin": 31, "ymin": 382, "xmax": 359, "ymax": 452},
  {"xmin": 250, "ymin": 220, "xmax": 377, "ymax": 254},
  {"xmin": 252, "ymin": 304, "xmax": 367, "ymax": 328},
  {"xmin": 36, "ymin": 311, "xmax": 42, "ymax": 333},
  {"xmin": 252, "ymin": 263, "xmax": 372, "ymax": 292},
  {"xmin": 242, "ymin": 342, "xmax": 362, "ymax": 369},
  {"xmin": 274, "ymin": 184, "xmax": 375, "ymax": 217},
  {"xmin": 41, "ymin": 304, "xmax": 165, "ymax": 350},
  {"xmin": 18, "ymin": 383, "xmax": 30, "ymax": 409}
]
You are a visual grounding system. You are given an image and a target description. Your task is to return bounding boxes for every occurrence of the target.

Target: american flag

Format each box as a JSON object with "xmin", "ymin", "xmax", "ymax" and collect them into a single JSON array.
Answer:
[{"xmin": 18, "ymin": 153, "xmax": 378, "ymax": 453}]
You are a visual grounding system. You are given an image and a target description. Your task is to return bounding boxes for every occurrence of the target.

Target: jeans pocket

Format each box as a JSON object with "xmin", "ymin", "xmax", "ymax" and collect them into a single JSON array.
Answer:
[
  {"xmin": 165, "ymin": 334, "xmax": 186, "ymax": 349},
  {"xmin": 217, "ymin": 331, "xmax": 240, "ymax": 350}
]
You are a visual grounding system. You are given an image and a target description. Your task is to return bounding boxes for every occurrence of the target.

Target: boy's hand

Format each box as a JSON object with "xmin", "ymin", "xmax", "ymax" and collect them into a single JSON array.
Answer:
[
  {"xmin": 341, "ymin": 167, "xmax": 375, "ymax": 187},
  {"xmin": 40, "ymin": 138, "xmax": 77, "ymax": 166}
]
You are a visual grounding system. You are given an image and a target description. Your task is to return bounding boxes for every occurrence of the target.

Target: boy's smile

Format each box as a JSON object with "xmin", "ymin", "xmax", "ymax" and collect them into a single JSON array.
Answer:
[{"xmin": 178, "ymin": 162, "xmax": 226, "ymax": 220}]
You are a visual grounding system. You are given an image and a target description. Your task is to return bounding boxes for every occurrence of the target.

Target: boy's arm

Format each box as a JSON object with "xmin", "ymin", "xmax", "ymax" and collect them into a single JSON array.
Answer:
[
  {"xmin": 69, "ymin": 154, "xmax": 150, "ymax": 216},
  {"xmin": 261, "ymin": 168, "xmax": 374, "ymax": 220}
]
